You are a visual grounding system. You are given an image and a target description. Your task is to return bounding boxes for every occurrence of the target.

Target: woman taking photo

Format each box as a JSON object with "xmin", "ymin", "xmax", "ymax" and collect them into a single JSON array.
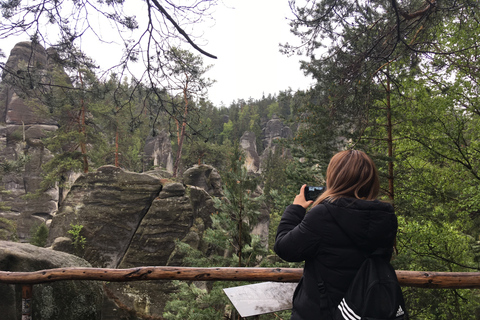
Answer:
[{"xmin": 274, "ymin": 150, "xmax": 398, "ymax": 320}]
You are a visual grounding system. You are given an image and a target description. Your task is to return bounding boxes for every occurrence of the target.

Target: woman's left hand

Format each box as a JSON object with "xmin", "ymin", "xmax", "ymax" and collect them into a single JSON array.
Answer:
[{"xmin": 293, "ymin": 184, "xmax": 314, "ymax": 209}]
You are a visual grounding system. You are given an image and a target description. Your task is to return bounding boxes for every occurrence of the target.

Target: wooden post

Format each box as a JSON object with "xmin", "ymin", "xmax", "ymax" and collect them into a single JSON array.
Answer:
[{"xmin": 22, "ymin": 284, "xmax": 33, "ymax": 320}]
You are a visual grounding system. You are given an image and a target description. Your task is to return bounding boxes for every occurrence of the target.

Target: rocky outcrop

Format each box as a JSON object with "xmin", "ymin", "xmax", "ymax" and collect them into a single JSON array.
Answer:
[
  {"xmin": 0, "ymin": 42, "xmax": 64, "ymax": 241},
  {"xmin": 239, "ymin": 117, "xmax": 292, "ymax": 175},
  {"xmin": 260, "ymin": 116, "xmax": 292, "ymax": 170},
  {"xmin": 262, "ymin": 115, "xmax": 292, "ymax": 150},
  {"xmin": 182, "ymin": 164, "xmax": 223, "ymax": 197},
  {"xmin": 237, "ymin": 117, "xmax": 292, "ymax": 247},
  {"xmin": 0, "ymin": 241, "xmax": 102, "ymax": 320},
  {"xmin": 46, "ymin": 165, "xmax": 164, "ymax": 268},
  {"xmin": 46, "ymin": 164, "xmax": 217, "ymax": 319},
  {"xmin": 240, "ymin": 131, "xmax": 261, "ymax": 173},
  {"xmin": 0, "ymin": 42, "xmax": 59, "ymax": 126},
  {"xmin": 103, "ymin": 183, "xmax": 216, "ymax": 319},
  {"xmin": 143, "ymin": 130, "xmax": 174, "ymax": 173}
]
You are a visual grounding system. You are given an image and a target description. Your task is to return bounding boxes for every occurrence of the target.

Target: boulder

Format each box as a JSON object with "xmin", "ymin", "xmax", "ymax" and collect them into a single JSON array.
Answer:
[
  {"xmin": 46, "ymin": 165, "xmax": 217, "ymax": 319},
  {"xmin": 46, "ymin": 165, "xmax": 163, "ymax": 268},
  {"xmin": 104, "ymin": 183, "xmax": 216, "ymax": 319},
  {"xmin": 182, "ymin": 164, "xmax": 223, "ymax": 197},
  {"xmin": 0, "ymin": 241, "xmax": 102, "ymax": 320},
  {"xmin": 118, "ymin": 182, "xmax": 214, "ymax": 268}
]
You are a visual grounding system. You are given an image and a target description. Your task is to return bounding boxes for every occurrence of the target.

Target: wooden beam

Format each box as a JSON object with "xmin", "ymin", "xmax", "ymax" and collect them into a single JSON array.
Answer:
[
  {"xmin": 396, "ymin": 270, "xmax": 480, "ymax": 289},
  {"xmin": 0, "ymin": 267, "xmax": 302, "ymax": 284},
  {"xmin": 0, "ymin": 267, "xmax": 480, "ymax": 289}
]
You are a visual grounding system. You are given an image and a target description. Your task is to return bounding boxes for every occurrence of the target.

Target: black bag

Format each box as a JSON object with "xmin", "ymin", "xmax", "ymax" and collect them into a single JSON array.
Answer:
[{"xmin": 334, "ymin": 249, "xmax": 408, "ymax": 320}]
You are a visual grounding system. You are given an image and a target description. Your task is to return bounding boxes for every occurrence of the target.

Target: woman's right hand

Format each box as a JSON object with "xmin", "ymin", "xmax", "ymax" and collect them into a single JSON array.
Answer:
[{"xmin": 293, "ymin": 184, "xmax": 314, "ymax": 209}]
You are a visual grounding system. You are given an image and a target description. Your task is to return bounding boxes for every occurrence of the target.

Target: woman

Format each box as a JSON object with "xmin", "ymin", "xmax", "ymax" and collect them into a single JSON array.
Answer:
[{"xmin": 274, "ymin": 150, "xmax": 398, "ymax": 320}]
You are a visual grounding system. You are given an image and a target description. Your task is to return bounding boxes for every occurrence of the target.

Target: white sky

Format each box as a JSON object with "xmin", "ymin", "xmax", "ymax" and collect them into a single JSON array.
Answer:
[
  {"xmin": 202, "ymin": 0, "xmax": 314, "ymax": 106},
  {"xmin": 1, "ymin": 0, "xmax": 314, "ymax": 107}
]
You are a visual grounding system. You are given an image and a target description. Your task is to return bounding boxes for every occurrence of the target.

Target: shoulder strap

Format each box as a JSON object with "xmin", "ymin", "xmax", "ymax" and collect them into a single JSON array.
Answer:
[{"xmin": 312, "ymin": 264, "xmax": 335, "ymax": 319}]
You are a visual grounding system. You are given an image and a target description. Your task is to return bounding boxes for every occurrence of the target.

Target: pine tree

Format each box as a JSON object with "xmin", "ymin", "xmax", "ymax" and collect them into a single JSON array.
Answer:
[{"xmin": 163, "ymin": 144, "xmax": 267, "ymax": 319}]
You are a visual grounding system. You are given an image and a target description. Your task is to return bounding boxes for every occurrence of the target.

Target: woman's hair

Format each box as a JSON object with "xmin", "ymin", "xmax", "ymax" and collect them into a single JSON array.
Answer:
[{"xmin": 313, "ymin": 150, "xmax": 380, "ymax": 205}]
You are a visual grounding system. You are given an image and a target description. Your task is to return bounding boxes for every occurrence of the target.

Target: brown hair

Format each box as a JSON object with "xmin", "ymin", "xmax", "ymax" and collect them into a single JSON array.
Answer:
[{"xmin": 313, "ymin": 150, "xmax": 380, "ymax": 206}]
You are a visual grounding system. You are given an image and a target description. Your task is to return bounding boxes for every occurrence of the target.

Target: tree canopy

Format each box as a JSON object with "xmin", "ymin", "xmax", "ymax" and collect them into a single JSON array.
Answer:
[
  {"xmin": 0, "ymin": 0, "xmax": 218, "ymax": 136},
  {"xmin": 286, "ymin": 0, "xmax": 480, "ymax": 318}
]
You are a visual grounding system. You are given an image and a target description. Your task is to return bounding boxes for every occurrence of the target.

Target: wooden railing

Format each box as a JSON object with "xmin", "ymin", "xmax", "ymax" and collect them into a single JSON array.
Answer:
[
  {"xmin": 2, "ymin": 267, "xmax": 480, "ymax": 319},
  {"xmin": 2, "ymin": 267, "xmax": 480, "ymax": 288}
]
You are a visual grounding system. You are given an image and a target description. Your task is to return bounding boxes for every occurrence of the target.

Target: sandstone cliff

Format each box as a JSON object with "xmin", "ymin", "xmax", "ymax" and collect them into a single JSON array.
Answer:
[
  {"xmin": 45, "ymin": 164, "xmax": 218, "ymax": 319},
  {"xmin": 0, "ymin": 41, "xmax": 62, "ymax": 241}
]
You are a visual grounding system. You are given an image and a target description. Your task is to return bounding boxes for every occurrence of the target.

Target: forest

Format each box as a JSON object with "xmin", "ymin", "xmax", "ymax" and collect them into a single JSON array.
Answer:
[{"xmin": 2, "ymin": 0, "xmax": 480, "ymax": 319}]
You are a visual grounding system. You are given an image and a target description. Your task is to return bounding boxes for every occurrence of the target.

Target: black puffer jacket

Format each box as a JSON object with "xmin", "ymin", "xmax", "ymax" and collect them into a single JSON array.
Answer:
[{"xmin": 274, "ymin": 198, "xmax": 397, "ymax": 320}]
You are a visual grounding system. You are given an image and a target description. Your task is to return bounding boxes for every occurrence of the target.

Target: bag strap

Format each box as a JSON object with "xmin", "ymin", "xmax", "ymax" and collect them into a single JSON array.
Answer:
[{"xmin": 312, "ymin": 262, "xmax": 335, "ymax": 319}]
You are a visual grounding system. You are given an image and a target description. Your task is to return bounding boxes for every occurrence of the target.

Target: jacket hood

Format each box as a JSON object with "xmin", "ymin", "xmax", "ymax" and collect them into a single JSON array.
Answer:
[{"xmin": 325, "ymin": 198, "xmax": 397, "ymax": 252}]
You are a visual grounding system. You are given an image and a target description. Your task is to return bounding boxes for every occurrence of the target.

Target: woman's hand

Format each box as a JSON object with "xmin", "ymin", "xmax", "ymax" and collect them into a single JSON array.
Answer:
[{"xmin": 293, "ymin": 184, "xmax": 314, "ymax": 209}]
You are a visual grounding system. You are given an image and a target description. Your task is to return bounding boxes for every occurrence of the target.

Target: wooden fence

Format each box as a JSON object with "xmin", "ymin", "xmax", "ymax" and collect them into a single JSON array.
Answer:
[
  {"xmin": 2, "ymin": 266, "xmax": 480, "ymax": 288},
  {"xmin": 1, "ymin": 267, "xmax": 480, "ymax": 319}
]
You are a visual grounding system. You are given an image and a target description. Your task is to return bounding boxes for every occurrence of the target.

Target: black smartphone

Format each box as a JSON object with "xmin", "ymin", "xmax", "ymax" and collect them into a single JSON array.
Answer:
[{"xmin": 304, "ymin": 186, "xmax": 325, "ymax": 201}]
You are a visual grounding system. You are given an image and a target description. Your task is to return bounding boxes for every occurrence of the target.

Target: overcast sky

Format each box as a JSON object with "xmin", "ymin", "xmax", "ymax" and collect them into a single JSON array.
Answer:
[
  {"xmin": 1, "ymin": 0, "xmax": 314, "ymax": 107},
  {"xmin": 202, "ymin": 0, "xmax": 314, "ymax": 106}
]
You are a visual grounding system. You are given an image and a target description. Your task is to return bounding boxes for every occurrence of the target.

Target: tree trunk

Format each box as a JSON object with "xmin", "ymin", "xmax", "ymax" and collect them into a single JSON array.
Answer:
[
  {"xmin": 78, "ymin": 72, "xmax": 89, "ymax": 173},
  {"xmin": 386, "ymin": 68, "xmax": 394, "ymax": 200},
  {"xmin": 172, "ymin": 78, "xmax": 190, "ymax": 177}
]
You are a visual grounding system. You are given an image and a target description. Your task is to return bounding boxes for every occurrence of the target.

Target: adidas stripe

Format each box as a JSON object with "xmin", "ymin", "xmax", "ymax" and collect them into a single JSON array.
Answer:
[{"xmin": 338, "ymin": 298, "xmax": 361, "ymax": 320}]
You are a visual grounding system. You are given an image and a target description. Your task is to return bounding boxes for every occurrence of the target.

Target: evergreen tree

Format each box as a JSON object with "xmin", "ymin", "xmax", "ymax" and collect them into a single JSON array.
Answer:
[
  {"xmin": 163, "ymin": 47, "xmax": 214, "ymax": 177},
  {"xmin": 164, "ymin": 144, "xmax": 267, "ymax": 319},
  {"xmin": 284, "ymin": 0, "xmax": 480, "ymax": 317}
]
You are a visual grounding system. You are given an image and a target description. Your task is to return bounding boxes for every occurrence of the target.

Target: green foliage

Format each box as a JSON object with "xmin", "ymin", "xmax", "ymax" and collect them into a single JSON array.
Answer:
[
  {"xmin": 164, "ymin": 144, "xmax": 269, "ymax": 319},
  {"xmin": 40, "ymin": 151, "xmax": 84, "ymax": 191},
  {"xmin": 0, "ymin": 155, "xmax": 28, "ymax": 211},
  {"xmin": 219, "ymin": 119, "xmax": 234, "ymax": 145},
  {"xmin": 0, "ymin": 218, "xmax": 17, "ymax": 241},
  {"xmin": 163, "ymin": 281, "xmax": 231, "ymax": 320},
  {"xmin": 0, "ymin": 155, "xmax": 28, "ymax": 174},
  {"xmin": 29, "ymin": 223, "xmax": 49, "ymax": 247},
  {"xmin": 284, "ymin": 1, "xmax": 480, "ymax": 317},
  {"xmin": 262, "ymin": 147, "xmax": 290, "ymax": 207},
  {"xmin": 67, "ymin": 223, "xmax": 86, "ymax": 256},
  {"xmin": 182, "ymin": 138, "xmax": 233, "ymax": 171},
  {"xmin": 210, "ymin": 144, "xmax": 267, "ymax": 267}
]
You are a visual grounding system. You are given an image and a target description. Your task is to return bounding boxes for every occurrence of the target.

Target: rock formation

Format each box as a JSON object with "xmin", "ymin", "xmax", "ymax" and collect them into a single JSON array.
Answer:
[
  {"xmin": 238, "ymin": 116, "xmax": 292, "ymax": 175},
  {"xmin": 240, "ymin": 131, "xmax": 261, "ymax": 173},
  {"xmin": 45, "ymin": 164, "xmax": 217, "ymax": 319},
  {"xmin": 260, "ymin": 115, "xmax": 292, "ymax": 165},
  {"xmin": 0, "ymin": 41, "xmax": 295, "ymax": 320},
  {"xmin": 237, "ymin": 117, "xmax": 292, "ymax": 247},
  {"xmin": 262, "ymin": 115, "xmax": 292, "ymax": 151},
  {"xmin": 0, "ymin": 241, "xmax": 102, "ymax": 320},
  {"xmin": 46, "ymin": 165, "xmax": 164, "ymax": 268},
  {"xmin": 182, "ymin": 164, "xmax": 223, "ymax": 197},
  {"xmin": 143, "ymin": 130, "xmax": 174, "ymax": 173},
  {"xmin": 0, "ymin": 41, "xmax": 63, "ymax": 241}
]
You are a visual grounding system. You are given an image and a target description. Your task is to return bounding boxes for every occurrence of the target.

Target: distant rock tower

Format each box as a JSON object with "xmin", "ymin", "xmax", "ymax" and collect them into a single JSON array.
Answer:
[{"xmin": 0, "ymin": 41, "xmax": 62, "ymax": 241}]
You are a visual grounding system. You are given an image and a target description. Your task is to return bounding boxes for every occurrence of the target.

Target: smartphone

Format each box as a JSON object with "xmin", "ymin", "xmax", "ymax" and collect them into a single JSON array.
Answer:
[{"xmin": 304, "ymin": 186, "xmax": 325, "ymax": 201}]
